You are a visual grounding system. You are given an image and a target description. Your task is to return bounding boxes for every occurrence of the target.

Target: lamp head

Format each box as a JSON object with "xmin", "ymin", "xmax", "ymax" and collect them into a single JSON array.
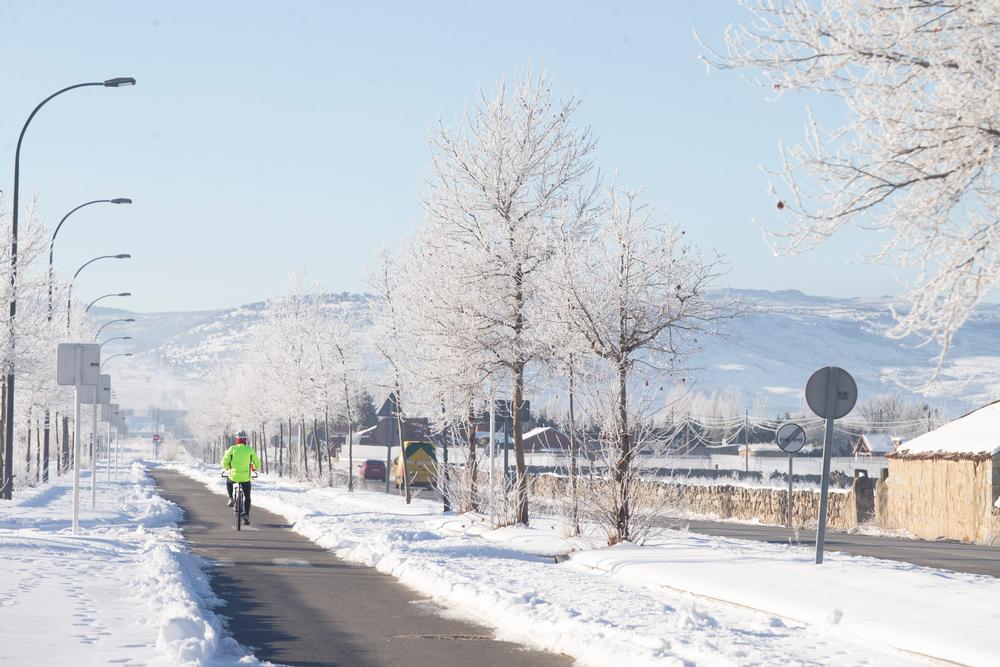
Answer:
[
  {"xmin": 115, "ymin": 254, "xmax": 131, "ymax": 259},
  {"xmin": 125, "ymin": 318, "xmax": 135, "ymax": 323},
  {"xmin": 104, "ymin": 77, "xmax": 136, "ymax": 88},
  {"xmin": 110, "ymin": 198, "xmax": 132, "ymax": 205},
  {"xmin": 117, "ymin": 292, "xmax": 131, "ymax": 297}
]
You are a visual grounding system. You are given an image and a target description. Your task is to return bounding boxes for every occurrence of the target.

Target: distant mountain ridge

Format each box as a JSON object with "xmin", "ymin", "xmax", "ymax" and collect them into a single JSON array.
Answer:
[{"xmin": 88, "ymin": 289, "xmax": 1000, "ymax": 416}]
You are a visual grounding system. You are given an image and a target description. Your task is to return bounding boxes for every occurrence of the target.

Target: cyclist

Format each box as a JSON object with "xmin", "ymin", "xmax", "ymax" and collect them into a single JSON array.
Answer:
[{"xmin": 222, "ymin": 430, "xmax": 261, "ymax": 524}]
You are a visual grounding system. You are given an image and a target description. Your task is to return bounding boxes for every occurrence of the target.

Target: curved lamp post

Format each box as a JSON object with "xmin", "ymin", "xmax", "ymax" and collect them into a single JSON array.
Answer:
[
  {"xmin": 86, "ymin": 291, "xmax": 131, "ymax": 313},
  {"xmin": 95, "ymin": 318, "xmax": 135, "ymax": 340},
  {"xmin": 98, "ymin": 335, "xmax": 131, "ymax": 348},
  {"xmin": 102, "ymin": 352, "xmax": 133, "ymax": 366},
  {"xmin": 4, "ymin": 76, "xmax": 136, "ymax": 499},
  {"xmin": 48, "ymin": 198, "xmax": 132, "ymax": 321},
  {"xmin": 44, "ymin": 199, "xmax": 131, "ymax": 488},
  {"xmin": 66, "ymin": 255, "xmax": 130, "ymax": 333}
]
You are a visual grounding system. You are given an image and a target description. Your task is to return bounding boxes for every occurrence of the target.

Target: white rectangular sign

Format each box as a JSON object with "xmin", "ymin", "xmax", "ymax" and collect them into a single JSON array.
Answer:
[
  {"xmin": 80, "ymin": 375, "xmax": 111, "ymax": 405},
  {"xmin": 56, "ymin": 343, "xmax": 100, "ymax": 386}
]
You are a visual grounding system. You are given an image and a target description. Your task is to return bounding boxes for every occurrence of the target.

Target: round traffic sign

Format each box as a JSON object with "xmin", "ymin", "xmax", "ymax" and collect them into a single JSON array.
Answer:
[
  {"xmin": 805, "ymin": 366, "xmax": 857, "ymax": 419},
  {"xmin": 152, "ymin": 434, "xmax": 161, "ymax": 442},
  {"xmin": 775, "ymin": 423, "xmax": 806, "ymax": 453}
]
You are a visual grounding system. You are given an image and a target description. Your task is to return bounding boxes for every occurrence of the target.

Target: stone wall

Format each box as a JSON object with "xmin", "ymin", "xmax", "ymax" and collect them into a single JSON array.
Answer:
[
  {"xmin": 877, "ymin": 455, "xmax": 998, "ymax": 544},
  {"xmin": 531, "ymin": 474, "xmax": 872, "ymax": 531}
]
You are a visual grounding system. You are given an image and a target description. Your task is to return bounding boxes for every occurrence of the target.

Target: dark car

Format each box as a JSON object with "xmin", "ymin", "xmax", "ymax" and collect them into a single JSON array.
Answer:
[{"xmin": 359, "ymin": 459, "xmax": 386, "ymax": 481}]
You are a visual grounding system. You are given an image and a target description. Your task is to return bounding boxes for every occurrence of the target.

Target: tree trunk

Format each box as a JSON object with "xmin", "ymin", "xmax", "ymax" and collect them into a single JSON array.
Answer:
[
  {"xmin": 568, "ymin": 357, "xmax": 580, "ymax": 536},
  {"xmin": 314, "ymin": 417, "xmax": 322, "ymax": 480},
  {"xmin": 466, "ymin": 402, "xmax": 477, "ymax": 512},
  {"xmin": 63, "ymin": 415, "xmax": 70, "ymax": 472},
  {"xmin": 613, "ymin": 359, "xmax": 631, "ymax": 544},
  {"xmin": 26, "ymin": 414, "xmax": 32, "ymax": 484},
  {"xmin": 512, "ymin": 262, "xmax": 529, "ymax": 526},
  {"xmin": 440, "ymin": 403, "xmax": 450, "ymax": 512},
  {"xmin": 512, "ymin": 360, "xmax": 528, "ymax": 525},
  {"xmin": 288, "ymin": 417, "xmax": 294, "ymax": 476},
  {"xmin": 261, "ymin": 423, "xmax": 268, "ymax": 474},
  {"xmin": 54, "ymin": 412, "xmax": 61, "ymax": 477},
  {"xmin": 301, "ymin": 415, "xmax": 309, "ymax": 478},
  {"xmin": 278, "ymin": 420, "xmax": 284, "ymax": 477}
]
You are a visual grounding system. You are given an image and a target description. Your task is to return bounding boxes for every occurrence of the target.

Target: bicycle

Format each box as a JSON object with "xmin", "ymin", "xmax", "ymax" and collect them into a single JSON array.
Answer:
[{"xmin": 222, "ymin": 471, "xmax": 258, "ymax": 531}]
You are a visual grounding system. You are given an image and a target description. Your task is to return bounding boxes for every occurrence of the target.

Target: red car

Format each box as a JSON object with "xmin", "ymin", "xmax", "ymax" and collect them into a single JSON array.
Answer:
[{"xmin": 359, "ymin": 459, "xmax": 386, "ymax": 481}]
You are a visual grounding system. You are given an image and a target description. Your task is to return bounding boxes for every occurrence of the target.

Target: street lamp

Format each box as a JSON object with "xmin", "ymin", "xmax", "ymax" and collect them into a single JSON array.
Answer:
[
  {"xmin": 45, "ymin": 199, "xmax": 131, "ymax": 486},
  {"xmin": 103, "ymin": 352, "xmax": 133, "ymax": 365},
  {"xmin": 99, "ymin": 336, "xmax": 131, "ymax": 348},
  {"xmin": 66, "ymin": 255, "xmax": 130, "ymax": 333},
  {"xmin": 48, "ymin": 198, "xmax": 132, "ymax": 321},
  {"xmin": 95, "ymin": 318, "xmax": 135, "ymax": 340},
  {"xmin": 4, "ymin": 76, "xmax": 136, "ymax": 500},
  {"xmin": 86, "ymin": 292, "xmax": 131, "ymax": 313}
]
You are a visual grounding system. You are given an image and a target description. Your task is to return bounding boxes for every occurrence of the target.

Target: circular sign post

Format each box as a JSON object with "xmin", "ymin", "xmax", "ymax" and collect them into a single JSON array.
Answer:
[
  {"xmin": 775, "ymin": 423, "xmax": 806, "ymax": 528},
  {"xmin": 776, "ymin": 423, "xmax": 806, "ymax": 453},
  {"xmin": 806, "ymin": 366, "xmax": 857, "ymax": 564}
]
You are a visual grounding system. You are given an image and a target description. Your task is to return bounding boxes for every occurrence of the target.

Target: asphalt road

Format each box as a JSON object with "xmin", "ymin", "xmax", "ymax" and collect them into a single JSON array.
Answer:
[
  {"xmin": 151, "ymin": 469, "xmax": 571, "ymax": 667},
  {"xmin": 659, "ymin": 517, "xmax": 1000, "ymax": 577}
]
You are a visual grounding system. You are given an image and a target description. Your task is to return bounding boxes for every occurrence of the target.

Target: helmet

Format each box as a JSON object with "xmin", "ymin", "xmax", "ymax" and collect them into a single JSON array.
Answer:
[{"xmin": 235, "ymin": 430, "xmax": 248, "ymax": 443}]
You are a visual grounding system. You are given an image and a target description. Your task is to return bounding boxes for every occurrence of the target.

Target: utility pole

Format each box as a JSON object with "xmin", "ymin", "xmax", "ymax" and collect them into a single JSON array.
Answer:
[{"xmin": 743, "ymin": 410, "xmax": 749, "ymax": 473}]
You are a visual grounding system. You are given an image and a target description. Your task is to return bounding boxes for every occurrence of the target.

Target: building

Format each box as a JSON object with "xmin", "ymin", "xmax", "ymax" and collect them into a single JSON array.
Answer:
[
  {"xmin": 521, "ymin": 426, "xmax": 570, "ymax": 453},
  {"xmin": 853, "ymin": 433, "xmax": 897, "ymax": 457},
  {"xmin": 877, "ymin": 401, "xmax": 1000, "ymax": 544}
]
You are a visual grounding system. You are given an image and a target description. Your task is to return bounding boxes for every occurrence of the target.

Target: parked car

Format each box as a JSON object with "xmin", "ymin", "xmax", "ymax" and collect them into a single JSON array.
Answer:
[{"xmin": 359, "ymin": 459, "xmax": 386, "ymax": 481}]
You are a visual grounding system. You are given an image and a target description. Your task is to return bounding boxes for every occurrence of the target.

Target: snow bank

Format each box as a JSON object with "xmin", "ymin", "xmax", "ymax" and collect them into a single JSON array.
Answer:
[
  {"xmin": 896, "ymin": 400, "xmax": 1000, "ymax": 457},
  {"xmin": 171, "ymin": 462, "xmax": 951, "ymax": 666},
  {"xmin": 0, "ymin": 442, "xmax": 257, "ymax": 666},
  {"xmin": 571, "ymin": 535, "xmax": 1000, "ymax": 667}
]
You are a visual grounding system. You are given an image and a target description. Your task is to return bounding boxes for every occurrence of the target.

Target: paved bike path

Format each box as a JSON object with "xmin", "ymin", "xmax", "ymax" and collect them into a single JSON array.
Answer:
[
  {"xmin": 151, "ymin": 469, "xmax": 572, "ymax": 667},
  {"xmin": 659, "ymin": 517, "xmax": 1000, "ymax": 577}
]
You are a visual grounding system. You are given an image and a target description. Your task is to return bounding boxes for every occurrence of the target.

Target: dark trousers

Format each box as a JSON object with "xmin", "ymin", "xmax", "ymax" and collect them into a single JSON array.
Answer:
[{"xmin": 226, "ymin": 480, "xmax": 252, "ymax": 514}]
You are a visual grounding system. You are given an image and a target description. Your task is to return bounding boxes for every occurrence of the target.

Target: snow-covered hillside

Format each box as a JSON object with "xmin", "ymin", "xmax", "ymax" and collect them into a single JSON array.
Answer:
[
  {"xmin": 695, "ymin": 289, "xmax": 1000, "ymax": 416},
  {"xmin": 88, "ymin": 289, "xmax": 1000, "ymax": 416}
]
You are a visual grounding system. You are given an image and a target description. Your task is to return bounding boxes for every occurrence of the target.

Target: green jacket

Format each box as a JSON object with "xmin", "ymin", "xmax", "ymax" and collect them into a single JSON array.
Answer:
[{"xmin": 222, "ymin": 443, "xmax": 261, "ymax": 482}]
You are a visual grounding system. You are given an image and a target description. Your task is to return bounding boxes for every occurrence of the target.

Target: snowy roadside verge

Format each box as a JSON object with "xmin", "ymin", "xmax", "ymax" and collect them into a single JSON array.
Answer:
[
  {"xmin": 0, "ymin": 457, "xmax": 257, "ymax": 666},
  {"xmin": 570, "ymin": 533, "xmax": 1000, "ymax": 667},
  {"xmin": 170, "ymin": 462, "xmax": 950, "ymax": 666}
]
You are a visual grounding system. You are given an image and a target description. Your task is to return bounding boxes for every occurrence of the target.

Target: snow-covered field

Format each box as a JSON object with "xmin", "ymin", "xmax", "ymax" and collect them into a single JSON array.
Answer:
[
  {"xmin": 0, "ymin": 445, "xmax": 255, "ymax": 666},
  {"xmin": 168, "ymin": 462, "xmax": 1000, "ymax": 667}
]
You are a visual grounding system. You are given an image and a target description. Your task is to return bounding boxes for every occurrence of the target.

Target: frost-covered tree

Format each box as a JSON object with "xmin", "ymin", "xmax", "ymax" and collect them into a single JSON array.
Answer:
[
  {"xmin": 421, "ymin": 67, "xmax": 598, "ymax": 525},
  {"xmin": 317, "ymin": 314, "xmax": 365, "ymax": 489},
  {"xmin": 0, "ymin": 197, "xmax": 83, "ymax": 494},
  {"xmin": 554, "ymin": 186, "xmax": 728, "ymax": 544},
  {"xmin": 703, "ymin": 1, "xmax": 1000, "ymax": 366}
]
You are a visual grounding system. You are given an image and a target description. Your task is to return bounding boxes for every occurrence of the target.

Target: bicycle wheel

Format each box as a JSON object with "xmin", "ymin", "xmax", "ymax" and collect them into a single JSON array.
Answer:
[{"xmin": 235, "ymin": 489, "xmax": 242, "ymax": 531}]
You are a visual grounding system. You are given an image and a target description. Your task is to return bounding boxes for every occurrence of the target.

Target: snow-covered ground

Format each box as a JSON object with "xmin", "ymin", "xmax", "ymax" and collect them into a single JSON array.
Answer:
[
  {"xmin": 0, "ymin": 444, "xmax": 256, "ymax": 666},
  {"xmin": 169, "ymin": 462, "xmax": 999, "ymax": 666}
]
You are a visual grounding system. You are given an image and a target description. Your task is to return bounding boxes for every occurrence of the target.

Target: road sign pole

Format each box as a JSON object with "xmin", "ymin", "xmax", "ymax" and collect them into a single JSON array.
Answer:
[
  {"xmin": 787, "ymin": 453, "xmax": 793, "ymax": 529},
  {"xmin": 72, "ymin": 347, "xmax": 82, "ymax": 534},
  {"xmin": 775, "ymin": 422, "xmax": 806, "ymax": 532},
  {"xmin": 106, "ymin": 420, "xmax": 112, "ymax": 482},
  {"xmin": 815, "ymin": 367, "xmax": 838, "ymax": 564},
  {"xmin": 91, "ymin": 398, "xmax": 98, "ymax": 509}
]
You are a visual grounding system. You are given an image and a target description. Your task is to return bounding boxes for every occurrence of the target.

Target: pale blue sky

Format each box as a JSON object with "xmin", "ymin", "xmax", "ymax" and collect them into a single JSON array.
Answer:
[{"xmin": 1, "ymin": 1, "xmax": 899, "ymax": 312}]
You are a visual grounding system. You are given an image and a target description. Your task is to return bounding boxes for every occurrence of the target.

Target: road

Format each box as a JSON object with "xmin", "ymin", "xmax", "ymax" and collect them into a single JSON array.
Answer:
[
  {"xmin": 151, "ymin": 469, "xmax": 571, "ymax": 667},
  {"xmin": 659, "ymin": 517, "xmax": 1000, "ymax": 577}
]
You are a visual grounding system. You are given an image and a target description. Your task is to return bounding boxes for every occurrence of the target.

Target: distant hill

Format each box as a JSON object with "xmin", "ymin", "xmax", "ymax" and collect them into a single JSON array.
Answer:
[{"xmin": 88, "ymin": 289, "xmax": 1000, "ymax": 417}]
